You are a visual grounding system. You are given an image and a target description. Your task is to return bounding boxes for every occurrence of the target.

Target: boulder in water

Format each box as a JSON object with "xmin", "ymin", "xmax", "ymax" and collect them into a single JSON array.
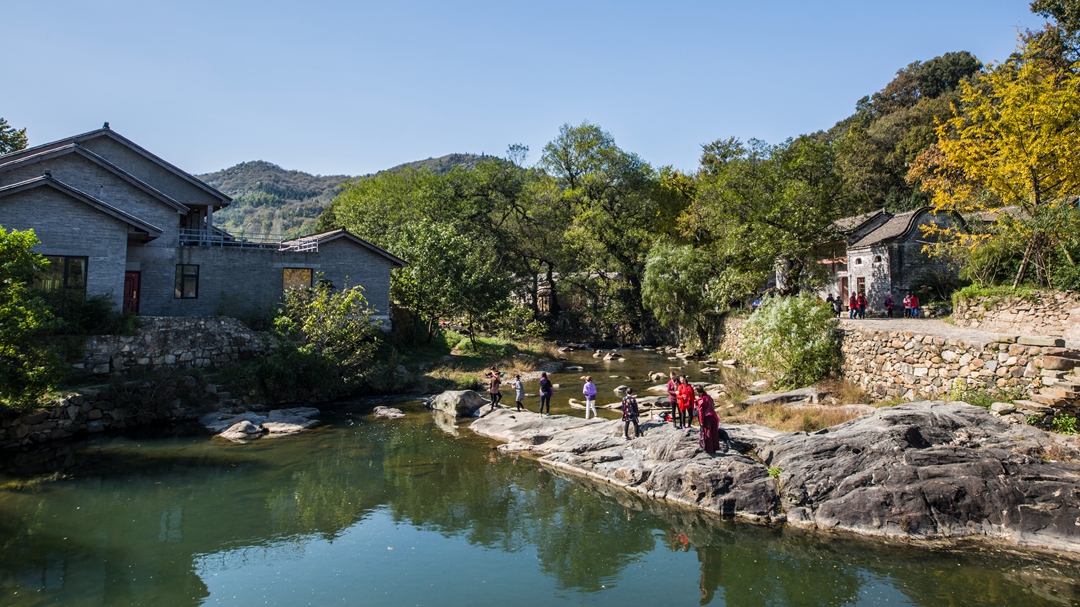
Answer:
[
  {"xmin": 373, "ymin": 406, "xmax": 405, "ymax": 419},
  {"xmin": 429, "ymin": 390, "xmax": 488, "ymax": 418},
  {"xmin": 220, "ymin": 420, "xmax": 263, "ymax": 442}
]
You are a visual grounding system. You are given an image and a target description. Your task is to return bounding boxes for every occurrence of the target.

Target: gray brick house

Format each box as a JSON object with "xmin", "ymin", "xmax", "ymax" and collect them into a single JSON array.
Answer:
[
  {"xmin": 817, "ymin": 207, "xmax": 962, "ymax": 310},
  {"xmin": 0, "ymin": 125, "xmax": 405, "ymax": 323}
]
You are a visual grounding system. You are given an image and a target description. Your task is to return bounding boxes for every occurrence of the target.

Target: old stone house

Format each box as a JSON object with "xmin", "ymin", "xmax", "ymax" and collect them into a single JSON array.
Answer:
[
  {"xmin": 817, "ymin": 207, "xmax": 962, "ymax": 310},
  {"xmin": 0, "ymin": 125, "xmax": 405, "ymax": 323}
]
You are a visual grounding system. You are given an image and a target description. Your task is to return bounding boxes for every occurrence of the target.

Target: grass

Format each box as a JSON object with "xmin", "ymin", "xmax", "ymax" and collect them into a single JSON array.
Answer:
[
  {"xmin": 944, "ymin": 383, "xmax": 1026, "ymax": 409},
  {"xmin": 717, "ymin": 401, "xmax": 865, "ymax": 433},
  {"xmin": 815, "ymin": 379, "xmax": 871, "ymax": 405},
  {"xmin": 387, "ymin": 330, "xmax": 562, "ymax": 393},
  {"xmin": 952, "ymin": 283, "xmax": 1042, "ymax": 309}
]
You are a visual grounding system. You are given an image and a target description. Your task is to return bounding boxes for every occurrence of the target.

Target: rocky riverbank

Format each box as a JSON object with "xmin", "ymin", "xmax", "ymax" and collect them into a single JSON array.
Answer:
[{"xmin": 469, "ymin": 401, "xmax": 1080, "ymax": 554}]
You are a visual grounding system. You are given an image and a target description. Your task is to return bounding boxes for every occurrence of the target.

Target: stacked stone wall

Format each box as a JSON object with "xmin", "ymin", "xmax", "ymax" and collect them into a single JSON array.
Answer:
[
  {"xmin": 839, "ymin": 329, "xmax": 1060, "ymax": 401},
  {"xmin": 0, "ymin": 377, "xmax": 222, "ymax": 450},
  {"xmin": 73, "ymin": 316, "xmax": 266, "ymax": 375},
  {"xmin": 953, "ymin": 291, "xmax": 1080, "ymax": 343}
]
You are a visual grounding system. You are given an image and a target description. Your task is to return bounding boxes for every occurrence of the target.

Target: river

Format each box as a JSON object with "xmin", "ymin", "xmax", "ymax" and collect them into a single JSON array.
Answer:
[{"xmin": 0, "ymin": 349, "xmax": 1077, "ymax": 606}]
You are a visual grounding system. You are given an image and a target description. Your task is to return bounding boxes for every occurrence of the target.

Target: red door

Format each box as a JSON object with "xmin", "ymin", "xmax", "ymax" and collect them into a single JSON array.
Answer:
[{"xmin": 123, "ymin": 271, "xmax": 141, "ymax": 314}]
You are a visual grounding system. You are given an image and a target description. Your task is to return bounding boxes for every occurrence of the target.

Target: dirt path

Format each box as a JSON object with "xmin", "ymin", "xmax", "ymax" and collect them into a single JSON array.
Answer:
[{"xmin": 839, "ymin": 317, "xmax": 1003, "ymax": 346}]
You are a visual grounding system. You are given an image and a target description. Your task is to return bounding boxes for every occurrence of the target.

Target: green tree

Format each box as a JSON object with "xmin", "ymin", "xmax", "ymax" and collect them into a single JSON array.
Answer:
[
  {"xmin": 541, "ymin": 122, "xmax": 686, "ymax": 336},
  {"xmin": 690, "ymin": 135, "xmax": 845, "ymax": 299},
  {"xmin": 0, "ymin": 118, "xmax": 28, "ymax": 155},
  {"xmin": 641, "ymin": 239, "xmax": 722, "ymax": 349},
  {"xmin": 0, "ymin": 227, "xmax": 63, "ymax": 409}
]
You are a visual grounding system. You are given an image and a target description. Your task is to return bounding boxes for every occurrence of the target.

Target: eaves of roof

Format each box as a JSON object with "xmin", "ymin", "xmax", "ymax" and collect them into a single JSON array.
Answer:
[{"xmin": 0, "ymin": 175, "xmax": 164, "ymax": 238}]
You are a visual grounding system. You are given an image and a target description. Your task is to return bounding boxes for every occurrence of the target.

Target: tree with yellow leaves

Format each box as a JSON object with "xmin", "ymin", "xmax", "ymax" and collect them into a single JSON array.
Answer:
[{"xmin": 910, "ymin": 46, "xmax": 1080, "ymax": 287}]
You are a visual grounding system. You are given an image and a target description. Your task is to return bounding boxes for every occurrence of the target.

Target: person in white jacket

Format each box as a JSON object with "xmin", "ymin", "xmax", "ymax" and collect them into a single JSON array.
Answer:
[{"xmin": 582, "ymin": 376, "xmax": 598, "ymax": 420}]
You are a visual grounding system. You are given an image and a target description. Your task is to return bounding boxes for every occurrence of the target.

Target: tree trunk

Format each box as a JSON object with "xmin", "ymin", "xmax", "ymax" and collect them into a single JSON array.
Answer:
[
  {"xmin": 1013, "ymin": 238, "xmax": 1035, "ymax": 289},
  {"xmin": 545, "ymin": 263, "xmax": 561, "ymax": 316}
]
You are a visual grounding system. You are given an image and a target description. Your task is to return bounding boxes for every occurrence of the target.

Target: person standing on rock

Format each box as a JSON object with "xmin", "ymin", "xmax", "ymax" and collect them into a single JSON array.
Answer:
[
  {"xmin": 513, "ymin": 374, "xmax": 526, "ymax": 412},
  {"xmin": 538, "ymin": 372, "xmax": 553, "ymax": 417},
  {"xmin": 488, "ymin": 367, "xmax": 502, "ymax": 411},
  {"xmin": 677, "ymin": 376, "xmax": 695, "ymax": 429},
  {"xmin": 582, "ymin": 376, "xmax": 598, "ymax": 420},
  {"xmin": 695, "ymin": 386, "xmax": 721, "ymax": 454},
  {"xmin": 667, "ymin": 371, "xmax": 679, "ymax": 427},
  {"xmin": 622, "ymin": 387, "xmax": 642, "ymax": 439}
]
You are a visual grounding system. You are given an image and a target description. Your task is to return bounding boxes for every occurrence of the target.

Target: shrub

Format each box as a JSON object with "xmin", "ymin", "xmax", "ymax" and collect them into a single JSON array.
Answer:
[
  {"xmin": 1053, "ymin": 413, "xmax": 1078, "ymax": 435},
  {"xmin": 740, "ymin": 294, "xmax": 840, "ymax": 389},
  {"xmin": 0, "ymin": 227, "xmax": 65, "ymax": 410},
  {"xmin": 247, "ymin": 284, "xmax": 383, "ymax": 400}
]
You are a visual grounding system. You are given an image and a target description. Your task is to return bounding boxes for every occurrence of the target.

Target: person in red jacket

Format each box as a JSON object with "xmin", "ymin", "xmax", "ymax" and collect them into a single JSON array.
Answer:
[
  {"xmin": 676, "ymin": 376, "xmax": 695, "ymax": 429},
  {"xmin": 910, "ymin": 293, "xmax": 920, "ymax": 318}
]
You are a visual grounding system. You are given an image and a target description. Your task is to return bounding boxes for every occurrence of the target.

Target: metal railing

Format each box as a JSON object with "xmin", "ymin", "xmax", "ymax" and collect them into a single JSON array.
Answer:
[{"xmin": 178, "ymin": 229, "xmax": 319, "ymax": 252}]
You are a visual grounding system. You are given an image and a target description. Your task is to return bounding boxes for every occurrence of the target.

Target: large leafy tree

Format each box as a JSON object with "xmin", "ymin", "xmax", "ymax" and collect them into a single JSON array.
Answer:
[
  {"xmin": 689, "ymin": 135, "xmax": 846, "ymax": 299},
  {"xmin": 541, "ymin": 122, "xmax": 686, "ymax": 335},
  {"xmin": 0, "ymin": 118, "xmax": 28, "ymax": 155},
  {"xmin": 910, "ymin": 46, "xmax": 1080, "ymax": 287}
]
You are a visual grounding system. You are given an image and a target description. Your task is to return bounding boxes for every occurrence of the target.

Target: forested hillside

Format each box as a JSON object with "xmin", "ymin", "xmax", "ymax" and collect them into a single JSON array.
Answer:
[{"xmin": 198, "ymin": 154, "xmax": 480, "ymax": 238}]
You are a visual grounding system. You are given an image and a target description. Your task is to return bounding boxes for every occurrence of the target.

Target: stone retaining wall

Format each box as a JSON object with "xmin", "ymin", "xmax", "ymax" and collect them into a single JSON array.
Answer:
[
  {"xmin": 73, "ymin": 316, "xmax": 267, "ymax": 375},
  {"xmin": 0, "ymin": 377, "xmax": 222, "ymax": 450},
  {"xmin": 953, "ymin": 291, "xmax": 1080, "ymax": 343},
  {"xmin": 840, "ymin": 328, "xmax": 1062, "ymax": 401}
]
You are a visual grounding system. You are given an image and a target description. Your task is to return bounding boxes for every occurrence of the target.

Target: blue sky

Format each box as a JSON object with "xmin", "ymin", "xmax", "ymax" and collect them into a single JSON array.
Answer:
[{"xmin": 4, "ymin": 1, "xmax": 1043, "ymax": 176}]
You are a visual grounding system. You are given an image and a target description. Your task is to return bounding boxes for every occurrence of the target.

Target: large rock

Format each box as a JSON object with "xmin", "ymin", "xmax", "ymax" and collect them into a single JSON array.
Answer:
[
  {"xmin": 758, "ymin": 401, "xmax": 1080, "ymax": 551},
  {"xmin": 469, "ymin": 400, "xmax": 1080, "ymax": 554},
  {"xmin": 429, "ymin": 390, "xmax": 488, "ymax": 418},
  {"xmin": 470, "ymin": 410, "xmax": 780, "ymax": 521},
  {"xmin": 220, "ymin": 420, "xmax": 263, "ymax": 442}
]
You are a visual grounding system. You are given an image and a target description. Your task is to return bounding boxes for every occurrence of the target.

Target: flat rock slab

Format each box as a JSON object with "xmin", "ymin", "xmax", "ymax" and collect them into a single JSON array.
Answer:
[
  {"xmin": 742, "ymin": 387, "xmax": 822, "ymax": 406},
  {"xmin": 470, "ymin": 410, "xmax": 780, "ymax": 521},
  {"xmin": 759, "ymin": 401, "xmax": 1080, "ymax": 552},
  {"xmin": 470, "ymin": 401, "xmax": 1080, "ymax": 554}
]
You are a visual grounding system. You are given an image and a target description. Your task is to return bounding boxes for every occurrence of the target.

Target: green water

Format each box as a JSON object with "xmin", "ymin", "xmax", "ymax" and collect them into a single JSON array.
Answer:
[{"xmin": 1, "ymin": 350, "xmax": 1078, "ymax": 606}]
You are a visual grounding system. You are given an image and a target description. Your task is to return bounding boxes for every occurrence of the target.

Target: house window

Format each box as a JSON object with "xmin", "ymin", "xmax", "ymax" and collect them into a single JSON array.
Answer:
[
  {"xmin": 283, "ymin": 268, "xmax": 313, "ymax": 292},
  {"xmin": 175, "ymin": 264, "xmax": 199, "ymax": 299},
  {"xmin": 874, "ymin": 255, "xmax": 882, "ymax": 263},
  {"xmin": 857, "ymin": 277, "xmax": 866, "ymax": 295},
  {"xmin": 855, "ymin": 258, "xmax": 863, "ymax": 265},
  {"xmin": 39, "ymin": 256, "xmax": 88, "ymax": 296}
]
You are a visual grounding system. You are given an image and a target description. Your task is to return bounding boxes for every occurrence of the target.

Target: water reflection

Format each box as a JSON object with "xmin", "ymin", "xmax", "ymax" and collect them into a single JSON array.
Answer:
[{"xmin": 0, "ymin": 395, "xmax": 1078, "ymax": 606}]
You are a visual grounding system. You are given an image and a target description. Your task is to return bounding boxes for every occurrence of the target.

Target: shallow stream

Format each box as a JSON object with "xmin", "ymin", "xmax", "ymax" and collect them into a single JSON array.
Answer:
[{"xmin": 1, "ymin": 350, "xmax": 1078, "ymax": 606}]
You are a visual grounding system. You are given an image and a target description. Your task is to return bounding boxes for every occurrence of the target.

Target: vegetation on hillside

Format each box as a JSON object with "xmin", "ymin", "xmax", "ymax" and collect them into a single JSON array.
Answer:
[{"xmin": 197, "ymin": 154, "xmax": 481, "ymax": 239}]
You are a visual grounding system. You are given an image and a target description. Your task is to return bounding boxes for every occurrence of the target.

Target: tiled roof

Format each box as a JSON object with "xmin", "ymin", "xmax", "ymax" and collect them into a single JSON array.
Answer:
[
  {"xmin": 849, "ymin": 209, "xmax": 925, "ymax": 249},
  {"xmin": 284, "ymin": 228, "xmax": 407, "ymax": 267},
  {"xmin": 833, "ymin": 209, "xmax": 886, "ymax": 233},
  {"xmin": 0, "ymin": 175, "xmax": 164, "ymax": 237}
]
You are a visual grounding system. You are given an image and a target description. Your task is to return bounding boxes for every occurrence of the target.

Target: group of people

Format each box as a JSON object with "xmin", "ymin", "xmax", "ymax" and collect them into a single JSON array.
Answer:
[
  {"xmin": 484, "ymin": 368, "xmax": 724, "ymax": 454},
  {"xmin": 664, "ymin": 372, "xmax": 723, "ymax": 454},
  {"xmin": 824, "ymin": 291, "xmax": 921, "ymax": 319}
]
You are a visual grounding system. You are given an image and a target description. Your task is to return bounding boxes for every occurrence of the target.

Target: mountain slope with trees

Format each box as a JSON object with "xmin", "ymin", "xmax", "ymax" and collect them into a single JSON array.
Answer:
[{"xmin": 197, "ymin": 154, "xmax": 481, "ymax": 238}]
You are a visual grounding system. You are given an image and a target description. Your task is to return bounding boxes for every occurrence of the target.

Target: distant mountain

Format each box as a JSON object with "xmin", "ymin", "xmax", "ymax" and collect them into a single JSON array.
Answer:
[{"xmin": 198, "ymin": 153, "xmax": 481, "ymax": 238}]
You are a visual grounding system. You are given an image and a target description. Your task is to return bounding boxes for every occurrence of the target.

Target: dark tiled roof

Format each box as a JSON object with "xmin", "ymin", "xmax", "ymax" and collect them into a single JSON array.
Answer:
[
  {"xmin": 0, "ymin": 127, "xmax": 231, "ymax": 206},
  {"xmin": 0, "ymin": 143, "xmax": 190, "ymax": 213},
  {"xmin": 284, "ymin": 228, "xmax": 407, "ymax": 267},
  {"xmin": 833, "ymin": 209, "xmax": 886, "ymax": 233},
  {"xmin": 0, "ymin": 175, "xmax": 164, "ymax": 237},
  {"xmin": 849, "ymin": 208, "xmax": 925, "ymax": 249}
]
